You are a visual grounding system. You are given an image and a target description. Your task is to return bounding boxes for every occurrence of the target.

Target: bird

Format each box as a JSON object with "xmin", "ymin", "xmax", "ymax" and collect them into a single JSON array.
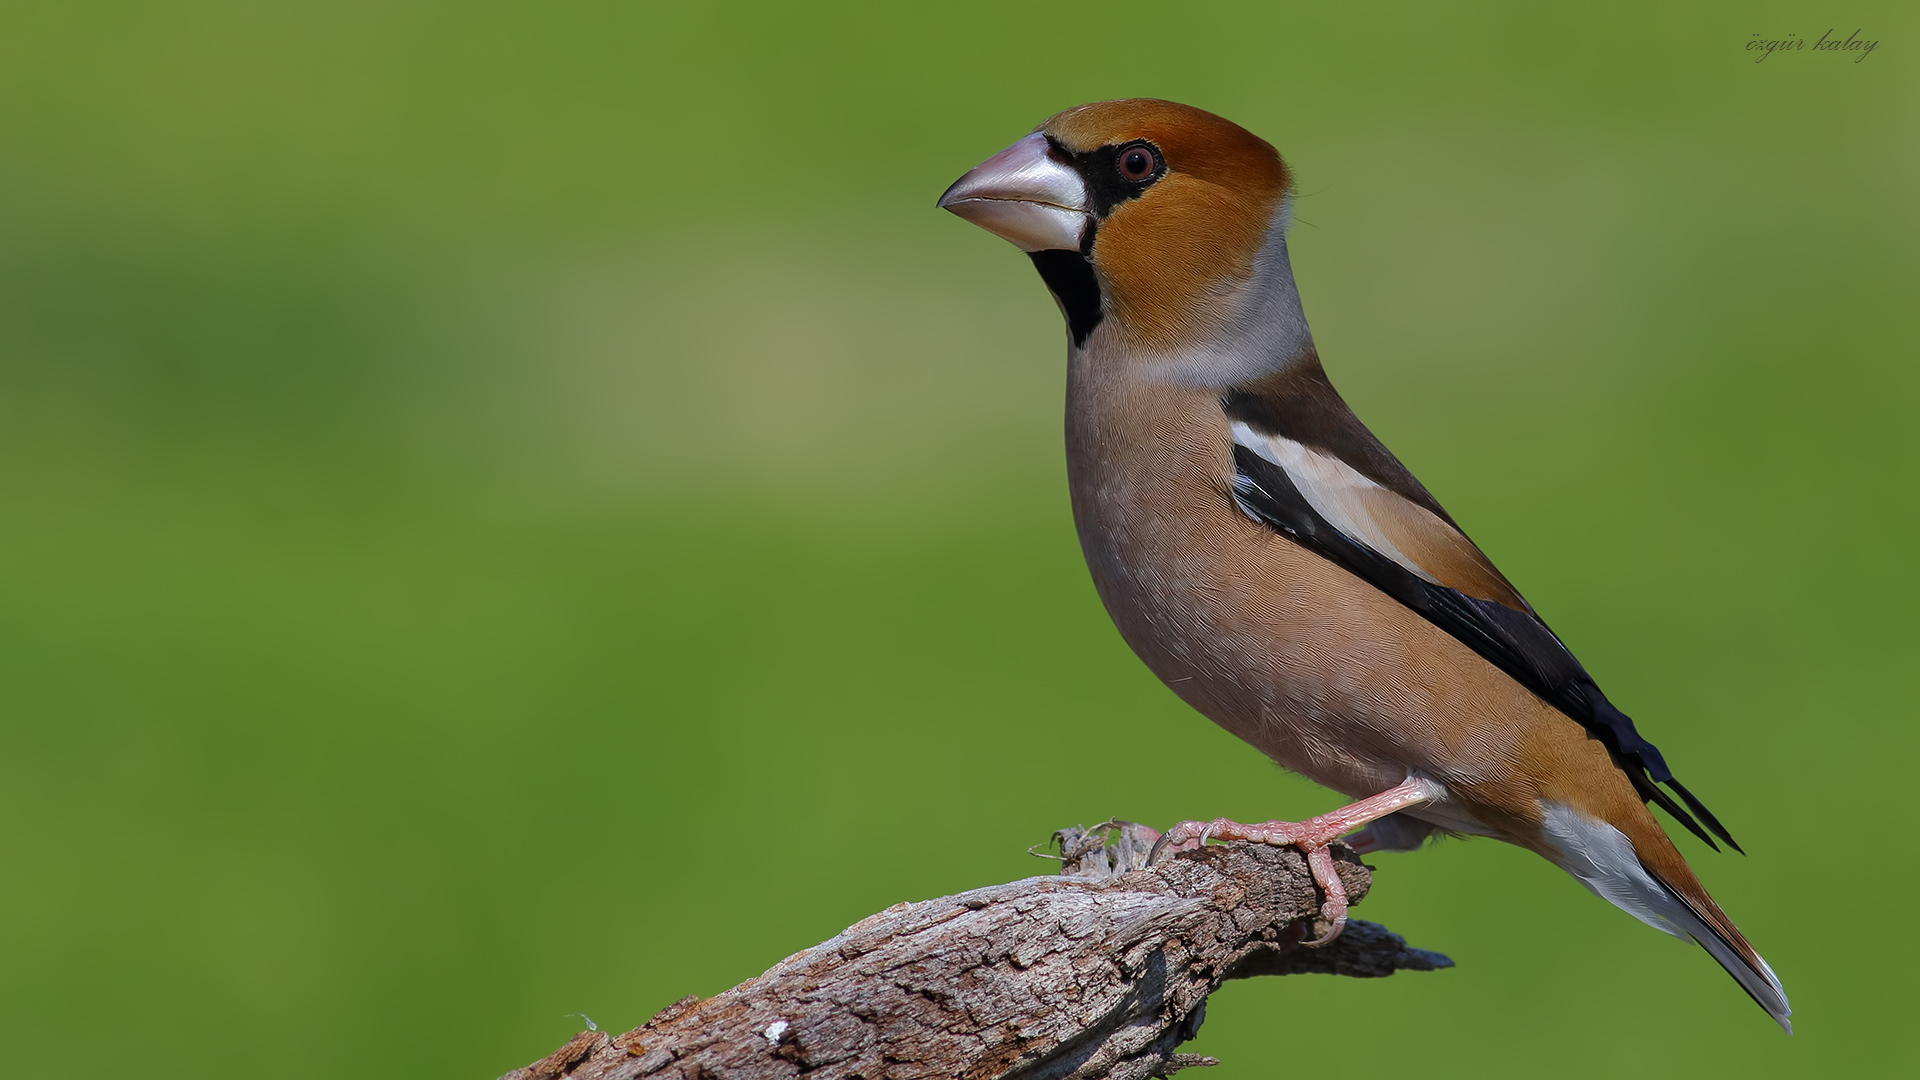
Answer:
[{"xmin": 936, "ymin": 99, "xmax": 1790, "ymax": 1031}]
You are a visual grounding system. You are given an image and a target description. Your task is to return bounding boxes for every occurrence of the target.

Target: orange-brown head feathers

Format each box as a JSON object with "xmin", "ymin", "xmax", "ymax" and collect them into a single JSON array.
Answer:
[
  {"xmin": 1042, "ymin": 100, "xmax": 1292, "ymax": 351},
  {"xmin": 1040, "ymin": 99, "xmax": 1291, "ymax": 206},
  {"xmin": 941, "ymin": 100, "xmax": 1299, "ymax": 360}
]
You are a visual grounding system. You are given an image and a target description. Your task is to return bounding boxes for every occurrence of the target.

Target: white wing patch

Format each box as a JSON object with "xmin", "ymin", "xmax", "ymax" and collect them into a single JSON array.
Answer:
[{"xmin": 1229, "ymin": 421, "xmax": 1440, "ymax": 584}]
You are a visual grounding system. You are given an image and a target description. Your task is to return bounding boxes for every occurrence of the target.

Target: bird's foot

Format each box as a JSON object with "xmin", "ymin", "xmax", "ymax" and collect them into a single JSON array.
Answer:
[
  {"xmin": 1149, "ymin": 814, "xmax": 1355, "ymax": 945},
  {"xmin": 1147, "ymin": 777, "xmax": 1443, "ymax": 947}
]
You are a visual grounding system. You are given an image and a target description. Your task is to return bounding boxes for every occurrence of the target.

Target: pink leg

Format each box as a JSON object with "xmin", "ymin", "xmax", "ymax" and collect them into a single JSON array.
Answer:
[{"xmin": 1150, "ymin": 777, "xmax": 1440, "ymax": 946}]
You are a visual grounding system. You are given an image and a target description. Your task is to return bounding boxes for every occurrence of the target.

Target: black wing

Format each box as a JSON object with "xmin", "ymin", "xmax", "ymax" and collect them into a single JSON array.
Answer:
[{"xmin": 1228, "ymin": 439, "xmax": 1741, "ymax": 853}]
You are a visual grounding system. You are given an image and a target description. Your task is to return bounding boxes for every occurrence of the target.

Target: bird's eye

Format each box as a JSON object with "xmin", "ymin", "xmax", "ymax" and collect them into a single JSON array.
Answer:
[{"xmin": 1117, "ymin": 145, "xmax": 1159, "ymax": 183}]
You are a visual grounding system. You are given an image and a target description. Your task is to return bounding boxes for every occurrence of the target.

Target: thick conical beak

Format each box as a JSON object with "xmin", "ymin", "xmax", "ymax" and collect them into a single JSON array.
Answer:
[{"xmin": 937, "ymin": 132, "xmax": 1089, "ymax": 252}]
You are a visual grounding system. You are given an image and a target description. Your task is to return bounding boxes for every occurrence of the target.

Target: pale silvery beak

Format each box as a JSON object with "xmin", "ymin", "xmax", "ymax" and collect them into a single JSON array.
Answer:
[{"xmin": 937, "ymin": 132, "xmax": 1090, "ymax": 252}]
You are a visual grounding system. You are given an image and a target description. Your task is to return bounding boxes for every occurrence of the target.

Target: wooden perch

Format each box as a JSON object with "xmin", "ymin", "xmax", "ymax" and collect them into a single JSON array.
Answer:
[{"xmin": 500, "ymin": 822, "xmax": 1451, "ymax": 1080}]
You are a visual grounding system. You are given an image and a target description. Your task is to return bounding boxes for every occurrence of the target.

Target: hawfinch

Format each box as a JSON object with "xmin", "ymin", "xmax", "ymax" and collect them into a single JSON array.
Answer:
[{"xmin": 938, "ymin": 99, "xmax": 1789, "ymax": 1031}]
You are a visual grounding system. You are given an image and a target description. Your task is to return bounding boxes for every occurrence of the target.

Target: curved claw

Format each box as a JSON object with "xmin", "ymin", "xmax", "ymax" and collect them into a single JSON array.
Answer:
[
  {"xmin": 1147, "ymin": 819, "xmax": 1217, "ymax": 865},
  {"xmin": 1147, "ymin": 831, "xmax": 1174, "ymax": 866},
  {"xmin": 1300, "ymin": 845, "xmax": 1350, "ymax": 947}
]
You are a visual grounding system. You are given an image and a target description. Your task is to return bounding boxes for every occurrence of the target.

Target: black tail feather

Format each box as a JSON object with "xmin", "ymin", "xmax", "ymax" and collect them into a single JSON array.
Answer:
[
  {"xmin": 1665, "ymin": 777, "xmax": 1744, "ymax": 854},
  {"xmin": 1629, "ymin": 771, "xmax": 1719, "ymax": 851}
]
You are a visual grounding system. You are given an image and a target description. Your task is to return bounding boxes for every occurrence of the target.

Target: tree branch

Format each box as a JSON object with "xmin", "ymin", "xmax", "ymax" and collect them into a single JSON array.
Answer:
[{"xmin": 500, "ymin": 823, "xmax": 1451, "ymax": 1080}]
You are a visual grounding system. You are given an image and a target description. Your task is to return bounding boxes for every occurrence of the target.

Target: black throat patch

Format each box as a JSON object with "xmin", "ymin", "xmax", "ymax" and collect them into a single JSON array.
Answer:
[{"xmin": 1028, "ymin": 246, "xmax": 1102, "ymax": 348}]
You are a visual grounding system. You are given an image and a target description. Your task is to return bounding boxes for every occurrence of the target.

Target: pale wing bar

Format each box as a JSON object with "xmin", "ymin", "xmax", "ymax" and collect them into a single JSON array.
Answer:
[{"xmin": 1227, "ymin": 422, "xmax": 1739, "ymax": 853}]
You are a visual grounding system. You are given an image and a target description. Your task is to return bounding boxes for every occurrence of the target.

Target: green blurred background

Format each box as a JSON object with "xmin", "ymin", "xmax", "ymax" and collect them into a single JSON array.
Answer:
[{"xmin": 1, "ymin": 2, "xmax": 1913, "ymax": 1076}]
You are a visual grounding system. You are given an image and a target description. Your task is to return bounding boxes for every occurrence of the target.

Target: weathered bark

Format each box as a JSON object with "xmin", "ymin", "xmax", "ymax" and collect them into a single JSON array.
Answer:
[{"xmin": 501, "ymin": 823, "xmax": 1450, "ymax": 1080}]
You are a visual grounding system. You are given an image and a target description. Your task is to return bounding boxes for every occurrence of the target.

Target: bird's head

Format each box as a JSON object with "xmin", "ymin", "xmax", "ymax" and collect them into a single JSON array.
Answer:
[{"xmin": 939, "ymin": 99, "xmax": 1295, "ymax": 358}]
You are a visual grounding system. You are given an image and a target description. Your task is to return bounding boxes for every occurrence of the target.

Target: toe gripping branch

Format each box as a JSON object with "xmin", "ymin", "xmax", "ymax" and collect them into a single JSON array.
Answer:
[{"xmin": 1147, "ymin": 777, "xmax": 1442, "ymax": 946}]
